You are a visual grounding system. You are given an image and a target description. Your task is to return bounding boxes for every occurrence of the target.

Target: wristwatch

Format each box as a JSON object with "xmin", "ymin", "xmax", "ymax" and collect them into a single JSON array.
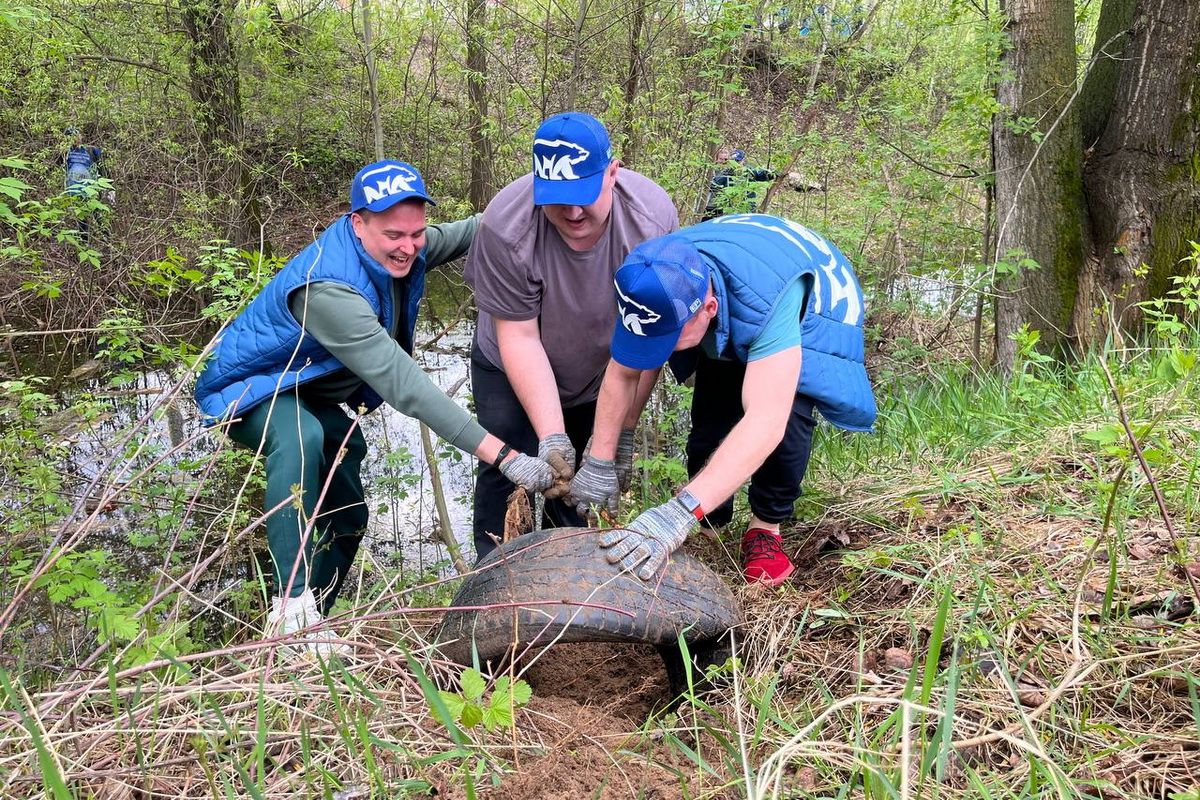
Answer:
[{"xmin": 676, "ymin": 489, "xmax": 705, "ymax": 521}]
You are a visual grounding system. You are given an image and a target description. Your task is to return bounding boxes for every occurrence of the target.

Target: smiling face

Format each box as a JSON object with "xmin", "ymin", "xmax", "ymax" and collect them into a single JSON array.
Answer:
[
  {"xmin": 350, "ymin": 199, "xmax": 428, "ymax": 277},
  {"xmin": 540, "ymin": 160, "xmax": 619, "ymax": 251}
]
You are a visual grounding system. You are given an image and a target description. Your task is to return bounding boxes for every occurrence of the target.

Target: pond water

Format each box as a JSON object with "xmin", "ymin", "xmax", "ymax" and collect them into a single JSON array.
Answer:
[{"xmin": 51, "ymin": 271, "xmax": 484, "ymax": 590}]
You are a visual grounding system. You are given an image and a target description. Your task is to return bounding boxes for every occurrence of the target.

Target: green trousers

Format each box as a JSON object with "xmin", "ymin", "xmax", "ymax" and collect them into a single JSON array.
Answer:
[{"xmin": 229, "ymin": 393, "xmax": 369, "ymax": 612}]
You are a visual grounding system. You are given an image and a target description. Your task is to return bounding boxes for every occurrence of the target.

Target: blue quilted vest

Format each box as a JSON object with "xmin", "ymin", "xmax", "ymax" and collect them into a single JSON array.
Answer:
[
  {"xmin": 194, "ymin": 215, "xmax": 428, "ymax": 424},
  {"xmin": 666, "ymin": 214, "xmax": 876, "ymax": 431}
]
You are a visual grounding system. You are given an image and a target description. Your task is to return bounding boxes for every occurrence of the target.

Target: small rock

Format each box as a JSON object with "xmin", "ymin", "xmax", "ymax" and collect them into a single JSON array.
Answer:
[
  {"xmin": 796, "ymin": 766, "xmax": 818, "ymax": 791},
  {"xmin": 1185, "ymin": 562, "xmax": 1200, "ymax": 578},
  {"xmin": 883, "ymin": 647, "xmax": 914, "ymax": 670},
  {"xmin": 1130, "ymin": 615, "xmax": 1158, "ymax": 629}
]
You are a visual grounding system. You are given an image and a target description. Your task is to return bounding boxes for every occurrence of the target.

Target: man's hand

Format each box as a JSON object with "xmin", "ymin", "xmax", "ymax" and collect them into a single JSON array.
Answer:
[
  {"xmin": 498, "ymin": 452, "xmax": 556, "ymax": 493},
  {"xmin": 538, "ymin": 433, "xmax": 576, "ymax": 480},
  {"xmin": 568, "ymin": 455, "xmax": 620, "ymax": 516},
  {"xmin": 615, "ymin": 428, "xmax": 637, "ymax": 492},
  {"xmin": 598, "ymin": 497, "xmax": 696, "ymax": 581}
]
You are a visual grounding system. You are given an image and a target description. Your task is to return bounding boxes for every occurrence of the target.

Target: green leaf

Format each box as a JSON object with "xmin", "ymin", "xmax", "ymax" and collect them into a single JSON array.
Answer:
[
  {"xmin": 437, "ymin": 690, "xmax": 466, "ymax": 722},
  {"xmin": 460, "ymin": 668, "xmax": 485, "ymax": 701},
  {"xmin": 1170, "ymin": 348, "xmax": 1196, "ymax": 377},
  {"xmin": 1082, "ymin": 424, "xmax": 1122, "ymax": 446},
  {"xmin": 0, "ymin": 176, "xmax": 32, "ymax": 201},
  {"xmin": 510, "ymin": 679, "xmax": 532, "ymax": 706},
  {"xmin": 812, "ymin": 607, "xmax": 849, "ymax": 619},
  {"xmin": 482, "ymin": 698, "xmax": 513, "ymax": 732},
  {"xmin": 460, "ymin": 702, "xmax": 484, "ymax": 728},
  {"xmin": 103, "ymin": 610, "xmax": 140, "ymax": 642}
]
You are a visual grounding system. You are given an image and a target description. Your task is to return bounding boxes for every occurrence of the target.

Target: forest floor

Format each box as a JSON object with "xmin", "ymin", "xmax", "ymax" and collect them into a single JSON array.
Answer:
[{"xmin": 9, "ymin": 384, "xmax": 1195, "ymax": 799}]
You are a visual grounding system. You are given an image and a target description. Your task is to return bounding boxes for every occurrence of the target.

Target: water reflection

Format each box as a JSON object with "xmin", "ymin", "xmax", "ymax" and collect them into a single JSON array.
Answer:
[{"xmin": 58, "ymin": 309, "xmax": 478, "ymax": 587}]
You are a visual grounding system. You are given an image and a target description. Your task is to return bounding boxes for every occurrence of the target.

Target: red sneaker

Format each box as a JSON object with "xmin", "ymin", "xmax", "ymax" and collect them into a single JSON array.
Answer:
[{"xmin": 741, "ymin": 529, "xmax": 795, "ymax": 586}]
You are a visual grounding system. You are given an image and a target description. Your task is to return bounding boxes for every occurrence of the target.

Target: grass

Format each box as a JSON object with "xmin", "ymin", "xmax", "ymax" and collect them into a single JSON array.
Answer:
[{"xmin": 0, "ymin": 337, "xmax": 1196, "ymax": 798}]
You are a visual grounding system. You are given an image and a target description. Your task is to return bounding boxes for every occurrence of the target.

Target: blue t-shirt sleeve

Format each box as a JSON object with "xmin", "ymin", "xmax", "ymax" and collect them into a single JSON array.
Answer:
[{"xmin": 747, "ymin": 276, "xmax": 811, "ymax": 361}]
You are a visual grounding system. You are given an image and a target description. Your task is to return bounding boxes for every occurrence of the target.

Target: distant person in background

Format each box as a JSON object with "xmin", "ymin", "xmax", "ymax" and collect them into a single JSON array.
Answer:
[
  {"xmin": 798, "ymin": 4, "xmax": 864, "ymax": 38},
  {"xmin": 62, "ymin": 127, "xmax": 108, "ymax": 244},
  {"xmin": 703, "ymin": 147, "xmax": 814, "ymax": 221},
  {"xmin": 63, "ymin": 127, "xmax": 102, "ymax": 197},
  {"xmin": 195, "ymin": 160, "xmax": 560, "ymax": 659}
]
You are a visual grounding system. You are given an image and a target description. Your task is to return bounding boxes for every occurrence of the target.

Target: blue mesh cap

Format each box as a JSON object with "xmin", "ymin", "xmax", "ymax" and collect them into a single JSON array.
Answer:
[
  {"xmin": 349, "ymin": 160, "xmax": 436, "ymax": 213},
  {"xmin": 610, "ymin": 234, "xmax": 711, "ymax": 370},
  {"xmin": 532, "ymin": 112, "xmax": 613, "ymax": 206}
]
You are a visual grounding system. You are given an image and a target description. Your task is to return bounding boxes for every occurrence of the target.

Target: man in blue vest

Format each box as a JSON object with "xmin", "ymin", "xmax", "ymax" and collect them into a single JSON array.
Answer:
[
  {"xmin": 567, "ymin": 213, "xmax": 875, "ymax": 586},
  {"xmin": 195, "ymin": 160, "xmax": 559, "ymax": 657}
]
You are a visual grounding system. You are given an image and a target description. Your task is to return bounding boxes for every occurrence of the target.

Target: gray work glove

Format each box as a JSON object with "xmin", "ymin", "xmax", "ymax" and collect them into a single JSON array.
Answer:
[
  {"xmin": 615, "ymin": 428, "xmax": 637, "ymax": 492},
  {"xmin": 568, "ymin": 455, "xmax": 620, "ymax": 516},
  {"xmin": 537, "ymin": 432, "xmax": 576, "ymax": 499},
  {"xmin": 598, "ymin": 498, "xmax": 696, "ymax": 581},
  {"xmin": 498, "ymin": 451, "xmax": 556, "ymax": 494},
  {"xmin": 538, "ymin": 433, "xmax": 576, "ymax": 479}
]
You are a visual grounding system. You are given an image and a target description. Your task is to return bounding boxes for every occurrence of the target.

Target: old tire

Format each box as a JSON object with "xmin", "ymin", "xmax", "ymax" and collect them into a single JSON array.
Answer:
[{"xmin": 433, "ymin": 528, "xmax": 741, "ymax": 686}]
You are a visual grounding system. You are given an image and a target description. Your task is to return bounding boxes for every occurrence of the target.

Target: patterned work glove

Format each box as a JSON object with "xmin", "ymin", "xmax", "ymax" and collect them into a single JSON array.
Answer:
[
  {"xmin": 568, "ymin": 455, "xmax": 620, "ymax": 516},
  {"xmin": 615, "ymin": 428, "xmax": 637, "ymax": 492},
  {"xmin": 598, "ymin": 498, "xmax": 697, "ymax": 581},
  {"xmin": 498, "ymin": 452, "xmax": 556, "ymax": 493},
  {"xmin": 537, "ymin": 433, "xmax": 576, "ymax": 481}
]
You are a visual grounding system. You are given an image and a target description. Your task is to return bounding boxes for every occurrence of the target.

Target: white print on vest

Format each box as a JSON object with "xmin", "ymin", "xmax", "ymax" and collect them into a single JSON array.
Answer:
[
  {"xmin": 533, "ymin": 139, "xmax": 591, "ymax": 181},
  {"xmin": 616, "ymin": 283, "xmax": 662, "ymax": 335},
  {"xmin": 712, "ymin": 214, "xmax": 862, "ymax": 326},
  {"xmin": 361, "ymin": 164, "xmax": 419, "ymax": 204}
]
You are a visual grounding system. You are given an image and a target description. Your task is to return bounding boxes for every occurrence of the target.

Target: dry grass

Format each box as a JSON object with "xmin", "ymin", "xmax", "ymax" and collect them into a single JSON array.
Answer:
[{"xmin": 0, "ymin": 358, "xmax": 1197, "ymax": 799}]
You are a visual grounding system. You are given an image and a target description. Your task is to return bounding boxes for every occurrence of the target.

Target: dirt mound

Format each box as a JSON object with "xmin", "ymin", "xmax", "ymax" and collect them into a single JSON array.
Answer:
[{"xmin": 479, "ymin": 643, "xmax": 691, "ymax": 799}]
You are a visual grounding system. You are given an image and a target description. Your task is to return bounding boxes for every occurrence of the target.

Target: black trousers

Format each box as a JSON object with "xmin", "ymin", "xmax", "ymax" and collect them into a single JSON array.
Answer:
[
  {"xmin": 686, "ymin": 354, "xmax": 816, "ymax": 528},
  {"xmin": 470, "ymin": 342, "xmax": 594, "ymax": 561}
]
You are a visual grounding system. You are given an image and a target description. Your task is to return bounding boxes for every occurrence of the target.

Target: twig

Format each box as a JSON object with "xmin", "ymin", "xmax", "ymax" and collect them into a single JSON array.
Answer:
[
  {"xmin": 420, "ymin": 422, "xmax": 468, "ymax": 575},
  {"xmin": 1099, "ymin": 358, "xmax": 1200, "ymax": 607}
]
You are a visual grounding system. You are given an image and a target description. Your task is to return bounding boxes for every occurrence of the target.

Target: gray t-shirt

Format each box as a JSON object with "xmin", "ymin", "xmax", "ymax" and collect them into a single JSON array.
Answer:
[{"xmin": 465, "ymin": 169, "xmax": 678, "ymax": 407}]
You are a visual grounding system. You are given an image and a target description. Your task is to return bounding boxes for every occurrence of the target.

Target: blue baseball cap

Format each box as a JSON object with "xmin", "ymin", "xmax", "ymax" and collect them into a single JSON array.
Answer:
[
  {"xmin": 349, "ymin": 160, "xmax": 436, "ymax": 213},
  {"xmin": 531, "ymin": 112, "xmax": 613, "ymax": 207},
  {"xmin": 731, "ymin": 149, "xmax": 746, "ymax": 162},
  {"xmin": 610, "ymin": 235, "xmax": 711, "ymax": 370}
]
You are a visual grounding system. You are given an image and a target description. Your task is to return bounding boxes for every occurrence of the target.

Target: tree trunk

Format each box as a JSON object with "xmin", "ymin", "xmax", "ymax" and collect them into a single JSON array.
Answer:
[
  {"xmin": 181, "ymin": 0, "xmax": 259, "ymax": 247},
  {"xmin": 1078, "ymin": 0, "xmax": 1136, "ymax": 149},
  {"xmin": 617, "ymin": 0, "xmax": 647, "ymax": 167},
  {"xmin": 1074, "ymin": 0, "xmax": 1200, "ymax": 346},
  {"xmin": 359, "ymin": 0, "xmax": 384, "ymax": 161},
  {"xmin": 466, "ymin": 0, "xmax": 493, "ymax": 210},
  {"xmin": 992, "ymin": 0, "xmax": 1085, "ymax": 374}
]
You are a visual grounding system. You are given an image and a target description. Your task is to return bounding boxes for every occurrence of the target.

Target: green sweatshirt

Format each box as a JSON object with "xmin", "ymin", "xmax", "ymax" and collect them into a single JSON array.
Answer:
[{"xmin": 288, "ymin": 214, "xmax": 486, "ymax": 453}]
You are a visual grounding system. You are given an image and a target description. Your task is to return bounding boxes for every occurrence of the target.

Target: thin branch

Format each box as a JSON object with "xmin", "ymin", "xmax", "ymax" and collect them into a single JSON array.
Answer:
[{"xmin": 1099, "ymin": 358, "xmax": 1200, "ymax": 607}]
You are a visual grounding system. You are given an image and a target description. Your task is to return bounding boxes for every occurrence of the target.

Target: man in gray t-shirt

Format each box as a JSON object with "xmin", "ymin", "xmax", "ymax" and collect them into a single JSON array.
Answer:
[{"xmin": 464, "ymin": 112, "xmax": 678, "ymax": 559}]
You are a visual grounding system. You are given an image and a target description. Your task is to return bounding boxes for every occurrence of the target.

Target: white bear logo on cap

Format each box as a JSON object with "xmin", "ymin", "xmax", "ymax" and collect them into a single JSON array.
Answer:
[{"xmin": 616, "ymin": 284, "xmax": 662, "ymax": 336}]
